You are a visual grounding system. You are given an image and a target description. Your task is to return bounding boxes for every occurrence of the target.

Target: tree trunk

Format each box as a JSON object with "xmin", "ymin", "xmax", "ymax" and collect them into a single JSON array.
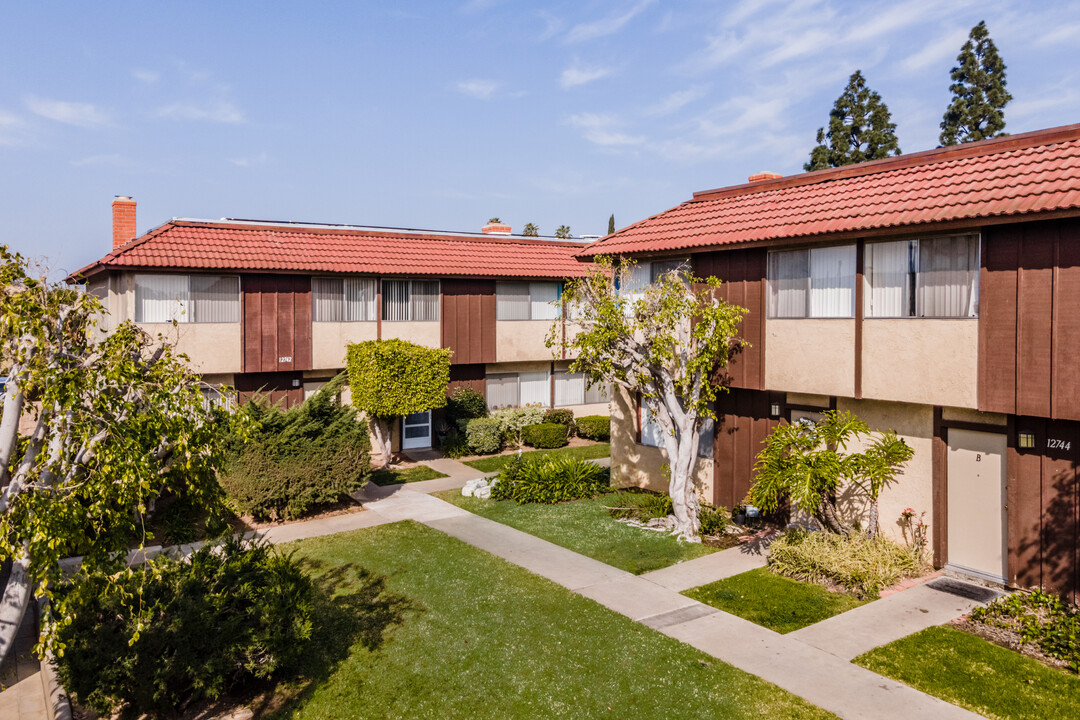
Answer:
[
  {"xmin": 815, "ymin": 499, "xmax": 852, "ymax": 535},
  {"xmin": 370, "ymin": 417, "xmax": 393, "ymax": 469},
  {"xmin": 0, "ymin": 545, "xmax": 32, "ymax": 667},
  {"xmin": 866, "ymin": 498, "xmax": 879, "ymax": 538},
  {"xmin": 668, "ymin": 431, "xmax": 701, "ymax": 542}
]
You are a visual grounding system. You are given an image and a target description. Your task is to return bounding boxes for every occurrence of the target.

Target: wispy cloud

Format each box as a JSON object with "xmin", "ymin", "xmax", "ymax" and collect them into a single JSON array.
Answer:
[
  {"xmin": 455, "ymin": 79, "xmax": 500, "ymax": 100},
  {"xmin": 0, "ymin": 109, "xmax": 29, "ymax": 146},
  {"xmin": 566, "ymin": 0, "xmax": 655, "ymax": 43},
  {"xmin": 156, "ymin": 100, "xmax": 245, "ymax": 124},
  {"xmin": 229, "ymin": 151, "xmax": 270, "ymax": 167},
  {"xmin": 567, "ymin": 113, "xmax": 644, "ymax": 147},
  {"xmin": 643, "ymin": 86, "xmax": 708, "ymax": 116},
  {"xmin": 899, "ymin": 28, "xmax": 968, "ymax": 72},
  {"xmin": 560, "ymin": 64, "xmax": 612, "ymax": 89},
  {"xmin": 132, "ymin": 69, "xmax": 160, "ymax": 84},
  {"xmin": 24, "ymin": 95, "xmax": 111, "ymax": 128},
  {"xmin": 536, "ymin": 10, "xmax": 564, "ymax": 41}
]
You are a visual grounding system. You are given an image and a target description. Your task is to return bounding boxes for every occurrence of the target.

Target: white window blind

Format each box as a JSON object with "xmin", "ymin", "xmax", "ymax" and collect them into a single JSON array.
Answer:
[
  {"xmin": 555, "ymin": 371, "xmax": 585, "ymax": 406},
  {"xmin": 344, "ymin": 278, "xmax": 376, "ymax": 321},
  {"xmin": 864, "ymin": 240, "xmax": 915, "ymax": 317},
  {"xmin": 382, "ymin": 280, "xmax": 440, "ymax": 321},
  {"xmin": 620, "ymin": 261, "xmax": 651, "ymax": 314},
  {"xmin": 312, "ymin": 278, "xmax": 343, "ymax": 322},
  {"xmin": 810, "ymin": 245, "xmax": 856, "ymax": 318},
  {"xmin": 585, "ymin": 378, "xmax": 609, "ymax": 405},
  {"xmin": 486, "ymin": 373, "xmax": 519, "ymax": 409},
  {"xmin": 135, "ymin": 274, "xmax": 238, "ymax": 323},
  {"xmin": 496, "ymin": 282, "xmax": 531, "ymax": 320},
  {"xmin": 864, "ymin": 234, "xmax": 979, "ymax": 318},
  {"xmin": 530, "ymin": 282, "xmax": 560, "ymax": 320},
  {"xmin": 519, "ymin": 370, "xmax": 550, "ymax": 406},
  {"xmin": 313, "ymin": 278, "xmax": 376, "ymax": 322},
  {"xmin": 650, "ymin": 259, "xmax": 686, "ymax": 283},
  {"xmin": 640, "ymin": 403, "xmax": 664, "ymax": 447}
]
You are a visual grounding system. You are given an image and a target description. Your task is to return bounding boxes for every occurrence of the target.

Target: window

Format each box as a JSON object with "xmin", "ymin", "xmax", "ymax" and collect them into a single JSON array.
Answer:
[
  {"xmin": 496, "ymin": 281, "xmax": 560, "ymax": 320},
  {"xmin": 767, "ymin": 245, "xmax": 856, "ymax": 318},
  {"xmin": 640, "ymin": 400, "xmax": 713, "ymax": 458},
  {"xmin": 312, "ymin": 277, "xmax": 376, "ymax": 322},
  {"xmin": 554, "ymin": 370, "xmax": 609, "ymax": 406},
  {"xmin": 135, "ymin": 274, "xmax": 239, "ymax": 323},
  {"xmin": 485, "ymin": 370, "xmax": 550, "ymax": 409},
  {"xmin": 382, "ymin": 280, "xmax": 440, "ymax": 321},
  {"xmin": 864, "ymin": 234, "xmax": 979, "ymax": 318}
]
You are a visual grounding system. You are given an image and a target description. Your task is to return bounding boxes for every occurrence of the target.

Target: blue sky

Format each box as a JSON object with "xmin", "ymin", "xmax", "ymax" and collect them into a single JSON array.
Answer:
[{"xmin": 1, "ymin": 1, "xmax": 1078, "ymax": 276}]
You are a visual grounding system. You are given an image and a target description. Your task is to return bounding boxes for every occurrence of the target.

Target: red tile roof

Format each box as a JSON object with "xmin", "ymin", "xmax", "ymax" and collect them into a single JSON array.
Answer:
[
  {"xmin": 70, "ymin": 221, "xmax": 595, "ymax": 281},
  {"xmin": 579, "ymin": 124, "xmax": 1080, "ymax": 259}
]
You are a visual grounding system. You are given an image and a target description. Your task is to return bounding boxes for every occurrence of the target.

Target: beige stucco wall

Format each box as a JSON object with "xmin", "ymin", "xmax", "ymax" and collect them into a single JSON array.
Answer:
[
  {"xmin": 609, "ymin": 387, "xmax": 713, "ymax": 500},
  {"xmin": 382, "ymin": 321, "xmax": 440, "ymax": 348},
  {"xmin": 312, "ymin": 322, "xmax": 378, "ymax": 370},
  {"xmin": 835, "ymin": 398, "xmax": 935, "ymax": 547},
  {"xmin": 862, "ymin": 319, "xmax": 978, "ymax": 408},
  {"xmin": 496, "ymin": 320, "xmax": 557, "ymax": 362},
  {"xmin": 557, "ymin": 401, "xmax": 610, "ymax": 417},
  {"xmin": 942, "ymin": 406, "xmax": 1007, "ymax": 426},
  {"xmin": 139, "ymin": 322, "xmax": 242, "ymax": 375},
  {"xmin": 765, "ymin": 319, "xmax": 855, "ymax": 397}
]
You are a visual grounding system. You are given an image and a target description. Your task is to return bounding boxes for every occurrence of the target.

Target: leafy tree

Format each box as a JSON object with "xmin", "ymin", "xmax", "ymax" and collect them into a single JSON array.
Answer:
[
  {"xmin": 346, "ymin": 339, "xmax": 451, "ymax": 468},
  {"xmin": 554, "ymin": 225, "xmax": 572, "ymax": 239},
  {"xmin": 940, "ymin": 21, "xmax": 1012, "ymax": 146},
  {"xmin": 0, "ymin": 247, "xmax": 232, "ymax": 664},
  {"xmin": 522, "ymin": 223, "xmax": 539, "ymax": 237},
  {"xmin": 551, "ymin": 257, "xmax": 746, "ymax": 540},
  {"xmin": 747, "ymin": 410, "xmax": 913, "ymax": 537},
  {"xmin": 607, "ymin": 214, "xmax": 615, "ymax": 236},
  {"xmin": 487, "ymin": 217, "xmax": 501, "ymax": 224},
  {"xmin": 805, "ymin": 70, "xmax": 901, "ymax": 171}
]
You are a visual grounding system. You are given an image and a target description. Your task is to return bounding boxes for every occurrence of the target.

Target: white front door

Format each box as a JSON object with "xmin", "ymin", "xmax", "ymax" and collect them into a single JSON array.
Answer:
[
  {"xmin": 402, "ymin": 411, "xmax": 432, "ymax": 450},
  {"xmin": 947, "ymin": 428, "xmax": 1008, "ymax": 584}
]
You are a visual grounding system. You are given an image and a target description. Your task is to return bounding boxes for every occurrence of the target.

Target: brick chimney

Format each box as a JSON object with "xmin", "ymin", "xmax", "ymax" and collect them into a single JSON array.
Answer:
[
  {"xmin": 112, "ymin": 196, "xmax": 137, "ymax": 249},
  {"xmin": 481, "ymin": 218, "xmax": 511, "ymax": 234},
  {"xmin": 748, "ymin": 171, "xmax": 783, "ymax": 183}
]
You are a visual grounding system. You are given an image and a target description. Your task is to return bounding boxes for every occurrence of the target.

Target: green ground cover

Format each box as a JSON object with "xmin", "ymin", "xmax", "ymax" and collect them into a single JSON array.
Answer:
[
  {"xmin": 854, "ymin": 625, "xmax": 1080, "ymax": 720},
  {"xmin": 683, "ymin": 568, "xmax": 868, "ymax": 634},
  {"xmin": 461, "ymin": 442, "xmax": 610, "ymax": 473},
  {"xmin": 269, "ymin": 521, "xmax": 834, "ymax": 719},
  {"xmin": 369, "ymin": 464, "xmax": 449, "ymax": 487},
  {"xmin": 434, "ymin": 490, "xmax": 714, "ymax": 574}
]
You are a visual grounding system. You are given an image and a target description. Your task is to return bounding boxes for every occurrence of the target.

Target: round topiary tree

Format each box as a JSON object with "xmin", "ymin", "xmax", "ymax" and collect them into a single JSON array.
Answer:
[{"xmin": 346, "ymin": 339, "xmax": 452, "ymax": 468}]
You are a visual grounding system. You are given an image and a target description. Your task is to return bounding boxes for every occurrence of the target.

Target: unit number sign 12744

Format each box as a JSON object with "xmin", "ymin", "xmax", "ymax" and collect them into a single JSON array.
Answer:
[{"xmin": 1048, "ymin": 438, "xmax": 1072, "ymax": 451}]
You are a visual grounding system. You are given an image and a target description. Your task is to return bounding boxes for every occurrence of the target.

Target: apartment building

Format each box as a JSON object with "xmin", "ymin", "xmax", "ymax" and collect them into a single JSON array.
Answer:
[
  {"xmin": 69, "ymin": 206, "xmax": 607, "ymax": 452},
  {"xmin": 580, "ymin": 124, "xmax": 1080, "ymax": 601}
]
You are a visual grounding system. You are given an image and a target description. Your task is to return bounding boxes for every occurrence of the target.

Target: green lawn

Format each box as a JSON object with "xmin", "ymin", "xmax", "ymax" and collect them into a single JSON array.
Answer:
[
  {"xmin": 269, "ymin": 521, "xmax": 834, "ymax": 719},
  {"xmin": 683, "ymin": 568, "xmax": 868, "ymax": 634},
  {"xmin": 854, "ymin": 625, "xmax": 1080, "ymax": 720},
  {"xmin": 461, "ymin": 442, "xmax": 610, "ymax": 473},
  {"xmin": 369, "ymin": 464, "xmax": 449, "ymax": 487},
  {"xmin": 433, "ymin": 490, "xmax": 715, "ymax": 574}
]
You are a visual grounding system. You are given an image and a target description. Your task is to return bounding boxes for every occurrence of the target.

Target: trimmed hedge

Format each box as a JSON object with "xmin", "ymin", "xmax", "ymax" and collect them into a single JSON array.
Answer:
[
  {"xmin": 543, "ymin": 408, "xmax": 577, "ymax": 434},
  {"xmin": 576, "ymin": 415, "xmax": 610, "ymax": 441},
  {"xmin": 522, "ymin": 422, "xmax": 569, "ymax": 449},
  {"xmin": 466, "ymin": 417, "xmax": 502, "ymax": 454},
  {"xmin": 446, "ymin": 386, "xmax": 488, "ymax": 422},
  {"xmin": 54, "ymin": 537, "xmax": 314, "ymax": 717},
  {"xmin": 491, "ymin": 454, "xmax": 608, "ymax": 504}
]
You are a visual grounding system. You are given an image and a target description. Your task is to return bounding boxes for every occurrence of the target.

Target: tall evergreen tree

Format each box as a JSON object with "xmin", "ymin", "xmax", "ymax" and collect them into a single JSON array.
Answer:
[
  {"xmin": 607, "ymin": 214, "xmax": 615, "ymax": 235},
  {"xmin": 522, "ymin": 223, "xmax": 539, "ymax": 237},
  {"xmin": 939, "ymin": 21, "xmax": 1011, "ymax": 146},
  {"xmin": 805, "ymin": 70, "xmax": 901, "ymax": 171}
]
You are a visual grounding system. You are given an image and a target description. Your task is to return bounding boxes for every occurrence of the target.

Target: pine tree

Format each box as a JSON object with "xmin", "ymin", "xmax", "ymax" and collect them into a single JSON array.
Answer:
[
  {"xmin": 554, "ymin": 225, "xmax": 572, "ymax": 239},
  {"xmin": 939, "ymin": 21, "xmax": 1011, "ymax": 146},
  {"xmin": 805, "ymin": 70, "xmax": 901, "ymax": 171},
  {"xmin": 522, "ymin": 223, "xmax": 539, "ymax": 236},
  {"xmin": 607, "ymin": 214, "xmax": 615, "ymax": 235}
]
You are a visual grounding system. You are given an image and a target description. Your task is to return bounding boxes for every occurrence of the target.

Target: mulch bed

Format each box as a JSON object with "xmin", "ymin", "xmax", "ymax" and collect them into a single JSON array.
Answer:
[{"xmin": 951, "ymin": 617, "xmax": 1073, "ymax": 673}]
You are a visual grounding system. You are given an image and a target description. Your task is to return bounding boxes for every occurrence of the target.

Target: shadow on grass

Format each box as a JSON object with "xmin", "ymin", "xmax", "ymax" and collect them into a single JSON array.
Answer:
[{"xmin": 249, "ymin": 559, "xmax": 421, "ymax": 718}]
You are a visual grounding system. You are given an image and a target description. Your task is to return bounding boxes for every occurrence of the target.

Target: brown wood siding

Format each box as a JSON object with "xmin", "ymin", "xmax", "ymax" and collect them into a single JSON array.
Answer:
[
  {"xmin": 234, "ymin": 371, "xmax": 305, "ymax": 408},
  {"xmin": 242, "ymin": 274, "xmax": 312, "ymax": 373},
  {"xmin": 441, "ymin": 279, "xmax": 496, "ymax": 365},
  {"xmin": 980, "ymin": 219, "xmax": 1080, "ymax": 421},
  {"xmin": 932, "ymin": 407, "xmax": 948, "ymax": 568},
  {"xmin": 447, "ymin": 363, "xmax": 487, "ymax": 397},
  {"xmin": 1008, "ymin": 417, "xmax": 1080, "ymax": 603},
  {"xmin": 693, "ymin": 249, "xmax": 766, "ymax": 390},
  {"xmin": 712, "ymin": 388, "xmax": 779, "ymax": 508}
]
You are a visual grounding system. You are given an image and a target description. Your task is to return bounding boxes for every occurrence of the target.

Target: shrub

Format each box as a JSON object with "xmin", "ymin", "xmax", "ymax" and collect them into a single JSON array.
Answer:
[
  {"xmin": 543, "ymin": 408, "xmax": 577, "ymax": 434},
  {"xmin": 767, "ymin": 529, "xmax": 926, "ymax": 598},
  {"xmin": 446, "ymin": 386, "xmax": 488, "ymax": 422},
  {"xmin": 54, "ymin": 537, "xmax": 314, "ymax": 717},
  {"xmin": 699, "ymin": 505, "xmax": 731, "ymax": 537},
  {"xmin": 438, "ymin": 429, "xmax": 471, "ymax": 459},
  {"xmin": 491, "ymin": 454, "xmax": 608, "ymax": 504},
  {"xmin": 576, "ymin": 415, "xmax": 610, "ymax": 441},
  {"xmin": 492, "ymin": 405, "xmax": 547, "ymax": 445},
  {"xmin": 219, "ymin": 375, "xmax": 371, "ymax": 520},
  {"xmin": 521, "ymin": 422, "xmax": 569, "ymax": 449},
  {"xmin": 604, "ymin": 490, "xmax": 672, "ymax": 521},
  {"xmin": 970, "ymin": 590, "xmax": 1080, "ymax": 672},
  {"xmin": 466, "ymin": 417, "xmax": 502, "ymax": 454}
]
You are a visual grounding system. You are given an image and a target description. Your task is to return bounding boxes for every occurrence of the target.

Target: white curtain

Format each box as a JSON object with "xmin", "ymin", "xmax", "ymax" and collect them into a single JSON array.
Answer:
[
  {"xmin": 486, "ymin": 373, "xmax": 519, "ymax": 409},
  {"xmin": 640, "ymin": 403, "xmax": 664, "ymax": 448},
  {"xmin": 584, "ymin": 378, "xmax": 609, "ymax": 405},
  {"xmin": 810, "ymin": 245, "xmax": 855, "ymax": 317},
  {"xmin": 554, "ymin": 371, "xmax": 585, "ymax": 406},
  {"xmin": 864, "ymin": 240, "xmax": 912, "ymax": 317},
  {"xmin": 312, "ymin": 278, "xmax": 343, "ymax": 322},
  {"xmin": 190, "ymin": 275, "xmax": 239, "ymax": 323},
  {"xmin": 135, "ymin": 274, "xmax": 189, "ymax": 323},
  {"xmin": 519, "ymin": 371, "xmax": 550, "ymax": 406},
  {"xmin": 620, "ymin": 261, "xmax": 651, "ymax": 315},
  {"xmin": 529, "ymin": 282, "xmax": 560, "ymax": 320},
  {"xmin": 496, "ymin": 282, "xmax": 531, "ymax": 320},
  {"xmin": 650, "ymin": 259, "xmax": 685, "ymax": 283},
  {"xmin": 344, "ymin": 278, "xmax": 376, "ymax": 321},
  {"xmin": 768, "ymin": 250, "xmax": 809, "ymax": 317},
  {"xmin": 917, "ymin": 234, "xmax": 979, "ymax": 317}
]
